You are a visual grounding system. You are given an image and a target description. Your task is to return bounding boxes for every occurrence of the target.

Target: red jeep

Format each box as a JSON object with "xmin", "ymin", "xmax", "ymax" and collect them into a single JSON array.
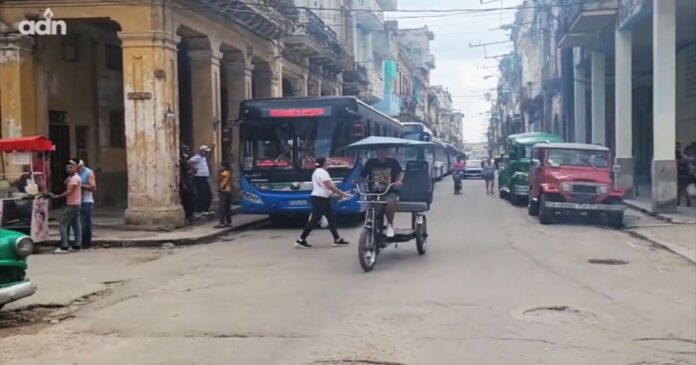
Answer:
[{"xmin": 527, "ymin": 143, "xmax": 625, "ymax": 227}]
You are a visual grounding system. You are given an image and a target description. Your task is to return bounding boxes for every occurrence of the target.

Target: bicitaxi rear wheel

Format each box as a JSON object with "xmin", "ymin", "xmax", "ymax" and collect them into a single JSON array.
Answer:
[{"xmin": 358, "ymin": 228, "xmax": 377, "ymax": 272}]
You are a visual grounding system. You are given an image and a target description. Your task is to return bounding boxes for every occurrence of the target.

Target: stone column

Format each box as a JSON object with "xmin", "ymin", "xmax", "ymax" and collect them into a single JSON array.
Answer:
[
  {"xmin": 591, "ymin": 51, "xmax": 606, "ymax": 145},
  {"xmin": 118, "ymin": 31, "xmax": 185, "ymax": 227},
  {"xmin": 189, "ymin": 49, "xmax": 223, "ymax": 168},
  {"xmin": 222, "ymin": 61, "xmax": 253, "ymax": 202},
  {"xmin": 255, "ymin": 59, "xmax": 282, "ymax": 98},
  {"xmin": 299, "ymin": 74, "xmax": 309, "ymax": 97},
  {"xmin": 651, "ymin": 0, "xmax": 677, "ymax": 213},
  {"xmin": 0, "ymin": 34, "xmax": 40, "ymax": 138},
  {"xmin": 615, "ymin": 28, "xmax": 634, "ymax": 197}
]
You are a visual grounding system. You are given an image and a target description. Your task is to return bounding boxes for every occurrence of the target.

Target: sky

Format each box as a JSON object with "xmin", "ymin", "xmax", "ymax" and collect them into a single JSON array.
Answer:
[{"xmin": 387, "ymin": 0, "xmax": 522, "ymax": 143}]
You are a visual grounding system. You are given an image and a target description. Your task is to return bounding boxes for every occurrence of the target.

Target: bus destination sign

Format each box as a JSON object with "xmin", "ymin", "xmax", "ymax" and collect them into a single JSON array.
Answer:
[{"xmin": 266, "ymin": 107, "xmax": 329, "ymax": 118}]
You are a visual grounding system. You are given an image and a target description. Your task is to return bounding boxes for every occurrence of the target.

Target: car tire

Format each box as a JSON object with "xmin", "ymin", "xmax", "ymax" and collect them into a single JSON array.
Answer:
[
  {"xmin": 509, "ymin": 193, "xmax": 522, "ymax": 206},
  {"xmin": 607, "ymin": 211, "xmax": 624, "ymax": 228},
  {"xmin": 528, "ymin": 194, "xmax": 540, "ymax": 216},
  {"xmin": 538, "ymin": 194, "xmax": 554, "ymax": 225}
]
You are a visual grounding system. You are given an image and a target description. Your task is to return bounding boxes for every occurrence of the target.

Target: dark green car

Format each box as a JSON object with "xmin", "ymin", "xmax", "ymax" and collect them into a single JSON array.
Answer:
[
  {"xmin": 498, "ymin": 132, "xmax": 564, "ymax": 205},
  {"xmin": 0, "ymin": 229, "xmax": 36, "ymax": 309}
]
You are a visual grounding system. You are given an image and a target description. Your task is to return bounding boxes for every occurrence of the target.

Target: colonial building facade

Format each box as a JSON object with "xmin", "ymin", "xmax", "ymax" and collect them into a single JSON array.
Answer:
[
  {"xmin": 0, "ymin": 0, "xmax": 357, "ymax": 227},
  {"xmin": 491, "ymin": 0, "xmax": 696, "ymax": 214}
]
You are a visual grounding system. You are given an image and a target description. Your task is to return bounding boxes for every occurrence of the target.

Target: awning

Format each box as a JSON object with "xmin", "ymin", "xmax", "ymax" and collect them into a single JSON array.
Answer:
[
  {"xmin": 343, "ymin": 136, "xmax": 434, "ymax": 150},
  {"xmin": 0, "ymin": 136, "xmax": 55, "ymax": 153}
]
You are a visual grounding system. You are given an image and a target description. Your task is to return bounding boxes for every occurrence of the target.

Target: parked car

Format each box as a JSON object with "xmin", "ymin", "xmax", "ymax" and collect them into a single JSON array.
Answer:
[
  {"xmin": 0, "ymin": 229, "xmax": 36, "ymax": 310},
  {"xmin": 498, "ymin": 132, "xmax": 564, "ymax": 205},
  {"xmin": 527, "ymin": 142, "xmax": 626, "ymax": 227},
  {"xmin": 464, "ymin": 158, "xmax": 483, "ymax": 178}
]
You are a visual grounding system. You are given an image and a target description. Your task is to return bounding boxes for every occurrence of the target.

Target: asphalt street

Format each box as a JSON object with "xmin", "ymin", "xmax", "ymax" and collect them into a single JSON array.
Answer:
[{"xmin": 1, "ymin": 179, "xmax": 695, "ymax": 365}]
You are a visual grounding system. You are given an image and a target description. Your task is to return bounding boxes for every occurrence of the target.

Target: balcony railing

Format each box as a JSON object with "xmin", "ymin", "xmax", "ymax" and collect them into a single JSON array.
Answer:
[
  {"xmin": 195, "ymin": 0, "xmax": 296, "ymax": 39},
  {"xmin": 285, "ymin": 7, "xmax": 346, "ymax": 70},
  {"xmin": 556, "ymin": 0, "xmax": 618, "ymax": 48},
  {"xmin": 353, "ymin": 0, "xmax": 384, "ymax": 31}
]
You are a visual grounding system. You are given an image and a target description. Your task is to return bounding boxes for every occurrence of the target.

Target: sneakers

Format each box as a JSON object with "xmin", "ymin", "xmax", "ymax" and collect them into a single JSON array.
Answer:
[
  {"xmin": 333, "ymin": 238, "xmax": 350, "ymax": 247},
  {"xmin": 53, "ymin": 248, "xmax": 70, "ymax": 254},
  {"xmin": 386, "ymin": 225, "xmax": 395, "ymax": 238},
  {"xmin": 214, "ymin": 223, "xmax": 232, "ymax": 229},
  {"xmin": 294, "ymin": 239, "xmax": 312, "ymax": 249}
]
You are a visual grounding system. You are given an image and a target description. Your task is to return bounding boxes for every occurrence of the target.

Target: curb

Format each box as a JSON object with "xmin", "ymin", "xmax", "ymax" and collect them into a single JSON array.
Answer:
[
  {"xmin": 625, "ymin": 229, "xmax": 696, "ymax": 264},
  {"xmin": 48, "ymin": 207, "xmax": 243, "ymax": 231},
  {"xmin": 624, "ymin": 201, "xmax": 694, "ymax": 224},
  {"xmin": 38, "ymin": 216, "xmax": 268, "ymax": 251}
]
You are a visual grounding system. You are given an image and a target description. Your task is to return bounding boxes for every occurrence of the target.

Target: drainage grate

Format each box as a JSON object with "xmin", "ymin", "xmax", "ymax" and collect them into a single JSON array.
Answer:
[{"xmin": 588, "ymin": 259, "xmax": 630, "ymax": 265}]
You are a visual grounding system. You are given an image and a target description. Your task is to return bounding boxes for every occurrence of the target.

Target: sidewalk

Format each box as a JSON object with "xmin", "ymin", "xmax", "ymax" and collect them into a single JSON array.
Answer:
[
  {"xmin": 625, "ymin": 188, "xmax": 696, "ymax": 224},
  {"xmin": 623, "ymin": 210, "xmax": 696, "ymax": 264},
  {"xmin": 44, "ymin": 206, "xmax": 268, "ymax": 249}
]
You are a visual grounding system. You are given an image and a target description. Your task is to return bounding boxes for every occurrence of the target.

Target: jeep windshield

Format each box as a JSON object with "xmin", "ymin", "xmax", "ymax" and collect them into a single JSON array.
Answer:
[{"xmin": 547, "ymin": 149, "xmax": 610, "ymax": 168}]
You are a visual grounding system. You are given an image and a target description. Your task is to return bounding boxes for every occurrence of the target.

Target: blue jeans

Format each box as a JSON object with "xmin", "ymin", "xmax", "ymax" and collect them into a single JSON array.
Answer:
[
  {"xmin": 81, "ymin": 202, "xmax": 94, "ymax": 247},
  {"xmin": 60, "ymin": 205, "xmax": 81, "ymax": 249}
]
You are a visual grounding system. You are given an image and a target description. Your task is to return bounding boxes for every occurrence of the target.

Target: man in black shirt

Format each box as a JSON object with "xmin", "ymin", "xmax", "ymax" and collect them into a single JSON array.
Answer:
[{"xmin": 360, "ymin": 147, "xmax": 404, "ymax": 238}]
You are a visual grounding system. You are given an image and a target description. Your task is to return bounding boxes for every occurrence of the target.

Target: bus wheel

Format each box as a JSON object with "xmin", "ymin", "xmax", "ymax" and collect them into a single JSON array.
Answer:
[{"xmin": 269, "ymin": 214, "xmax": 284, "ymax": 226}]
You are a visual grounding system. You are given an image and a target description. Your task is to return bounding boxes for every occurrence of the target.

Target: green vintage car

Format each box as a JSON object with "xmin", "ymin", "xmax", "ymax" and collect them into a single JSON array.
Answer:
[
  {"xmin": 498, "ymin": 132, "xmax": 564, "ymax": 205},
  {"xmin": 0, "ymin": 229, "xmax": 36, "ymax": 309}
]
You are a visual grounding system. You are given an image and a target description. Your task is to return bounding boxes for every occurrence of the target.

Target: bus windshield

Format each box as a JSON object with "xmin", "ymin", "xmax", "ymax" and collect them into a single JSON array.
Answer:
[{"xmin": 241, "ymin": 117, "xmax": 357, "ymax": 173}]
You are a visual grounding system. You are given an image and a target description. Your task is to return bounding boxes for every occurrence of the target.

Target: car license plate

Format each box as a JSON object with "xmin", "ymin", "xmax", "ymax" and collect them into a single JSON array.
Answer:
[{"xmin": 288, "ymin": 200, "xmax": 308, "ymax": 206}]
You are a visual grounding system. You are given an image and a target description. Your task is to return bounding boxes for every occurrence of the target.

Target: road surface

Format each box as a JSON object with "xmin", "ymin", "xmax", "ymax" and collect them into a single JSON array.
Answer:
[{"xmin": 1, "ymin": 179, "xmax": 695, "ymax": 365}]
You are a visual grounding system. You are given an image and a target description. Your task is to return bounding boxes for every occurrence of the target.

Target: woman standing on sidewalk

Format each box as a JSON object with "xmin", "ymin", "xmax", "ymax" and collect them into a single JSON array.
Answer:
[{"xmin": 295, "ymin": 158, "xmax": 350, "ymax": 248}]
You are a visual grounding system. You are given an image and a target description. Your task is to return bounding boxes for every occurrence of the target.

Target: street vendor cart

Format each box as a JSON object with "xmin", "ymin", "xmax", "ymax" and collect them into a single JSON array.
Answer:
[{"xmin": 0, "ymin": 136, "xmax": 54, "ymax": 242}]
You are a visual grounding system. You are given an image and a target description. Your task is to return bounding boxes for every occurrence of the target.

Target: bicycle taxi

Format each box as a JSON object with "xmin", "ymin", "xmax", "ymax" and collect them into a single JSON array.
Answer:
[{"xmin": 344, "ymin": 136, "xmax": 434, "ymax": 272}]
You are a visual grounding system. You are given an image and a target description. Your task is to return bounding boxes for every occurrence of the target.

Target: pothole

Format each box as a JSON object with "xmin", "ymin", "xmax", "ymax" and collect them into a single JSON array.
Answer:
[
  {"xmin": 634, "ymin": 337, "xmax": 696, "ymax": 355},
  {"xmin": 0, "ymin": 280, "xmax": 124, "ymax": 336},
  {"xmin": 588, "ymin": 258, "xmax": 630, "ymax": 265},
  {"xmin": 512, "ymin": 305, "xmax": 602, "ymax": 324},
  {"xmin": 311, "ymin": 360, "xmax": 406, "ymax": 365}
]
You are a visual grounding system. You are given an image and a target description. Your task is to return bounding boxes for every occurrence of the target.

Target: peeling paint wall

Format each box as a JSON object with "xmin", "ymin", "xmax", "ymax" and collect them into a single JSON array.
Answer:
[{"xmin": 36, "ymin": 22, "xmax": 127, "ymax": 207}]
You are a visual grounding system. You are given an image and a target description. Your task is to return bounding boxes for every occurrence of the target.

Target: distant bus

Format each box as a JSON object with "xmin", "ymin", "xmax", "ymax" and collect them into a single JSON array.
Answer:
[
  {"xmin": 401, "ymin": 122, "xmax": 451, "ymax": 180},
  {"xmin": 238, "ymin": 96, "xmax": 402, "ymax": 220}
]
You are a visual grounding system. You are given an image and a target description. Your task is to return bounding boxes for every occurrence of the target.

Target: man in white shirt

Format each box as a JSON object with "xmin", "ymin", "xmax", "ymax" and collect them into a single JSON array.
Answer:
[
  {"xmin": 295, "ymin": 157, "xmax": 350, "ymax": 248},
  {"xmin": 189, "ymin": 145, "xmax": 212, "ymax": 215}
]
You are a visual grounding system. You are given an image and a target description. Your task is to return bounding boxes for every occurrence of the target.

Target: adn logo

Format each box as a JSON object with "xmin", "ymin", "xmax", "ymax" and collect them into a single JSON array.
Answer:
[{"xmin": 18, "ymin": 8, "xmax": 67, "ymax": 36}]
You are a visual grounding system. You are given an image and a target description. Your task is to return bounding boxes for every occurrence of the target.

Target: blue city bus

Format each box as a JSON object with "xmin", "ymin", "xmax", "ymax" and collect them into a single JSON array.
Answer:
[
  {"xmin": 401, "ymin": 123, "xmax": 451, "ymax": 180},
  {"xmin": 430, "ymin": 137, "xmax": 448, "ymax": 180},
  {"xmin": 238, "ymin": 96, "xmax": 403, "ymax": 220},
  {"xmin": 402, "ymin": 123, "xmax": 434, "ymax": 176}
]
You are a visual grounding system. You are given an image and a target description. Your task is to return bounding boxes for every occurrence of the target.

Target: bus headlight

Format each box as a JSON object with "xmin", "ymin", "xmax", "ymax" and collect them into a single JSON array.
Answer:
[
  {"xmin": 561, "ymin": 183, "xmax": 572, "ymax": 192},
  {"xmin": 598, "ymin": 184, "xmax": 609, "ymax": 194},
  {"xmin": 15, "ymin": 236, "xmax": 34, "ymax": 257},
  {"xmin": 242, "ymin": 192, "xmax": 263, "ymax": 205}
]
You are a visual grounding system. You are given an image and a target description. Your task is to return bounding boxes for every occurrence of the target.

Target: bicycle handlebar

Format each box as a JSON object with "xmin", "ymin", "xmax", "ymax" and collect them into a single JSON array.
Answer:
[{"xmin": 355, "ymin": 181, "xmax": 397, "ymax": 198}]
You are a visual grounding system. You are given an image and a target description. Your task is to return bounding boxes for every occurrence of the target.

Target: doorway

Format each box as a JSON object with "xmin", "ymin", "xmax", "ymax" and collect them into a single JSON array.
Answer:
[{"xmin": 49, "ymin": 123, "xmax": 70, "ymax": 198}]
